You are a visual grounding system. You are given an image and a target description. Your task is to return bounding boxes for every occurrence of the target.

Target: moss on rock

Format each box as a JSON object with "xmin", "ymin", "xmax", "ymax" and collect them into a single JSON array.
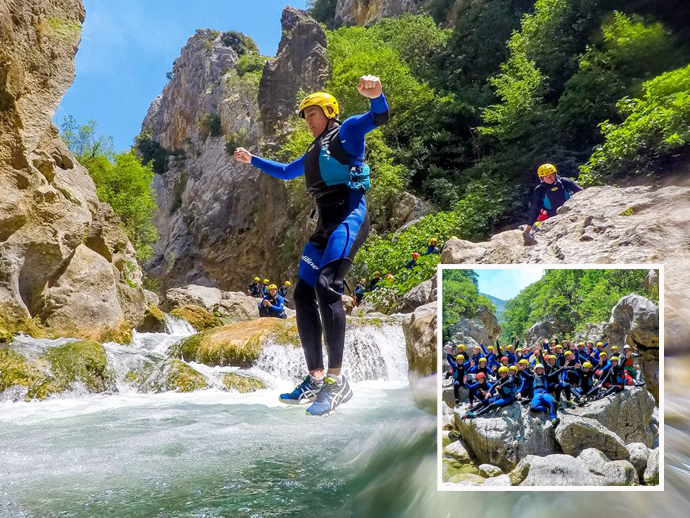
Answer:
[
  {"xmin": 138, "ymin": 305, "xmax": 167, "ymax": 333},
  {"xmin": 0, "ymin": 311, "xmax": 47, "ymax": 343},
  {"xmin": 44, "ymin": 340, "xmax": 114, "ymax": 394},
  {"xmin": 170, "ymin": 304, "xmax": 222, "ymax": 331},
  {"xmin": 0, "ymin": 347, "xmax": 44, "ymax": 393},
  {"xmin": 223, "ymin": 372, "xmax": 267, "ymax": 393},
  {"xmin": 166, "ymin": 360, "xmax": 207, "ymax": 392},
  {"xmin": 173, "ymin": 318, "xmax": 298, "ymax": 368}
]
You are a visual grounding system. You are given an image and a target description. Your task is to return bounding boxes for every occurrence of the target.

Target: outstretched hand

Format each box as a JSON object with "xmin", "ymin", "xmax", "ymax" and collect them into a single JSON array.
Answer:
[
  {"xmin": 357, "ymin": 75, "xmax": 382, "ymax": 99},
  {"xmin": 234, "ymin": 147, "xmax": 253, "ymax": 164}
]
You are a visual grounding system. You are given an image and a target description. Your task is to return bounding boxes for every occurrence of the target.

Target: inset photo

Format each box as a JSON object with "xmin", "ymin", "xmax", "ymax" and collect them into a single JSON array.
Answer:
[{"xmin": 438, "ymin": 265, "xmax": 662, "ymax": 490}]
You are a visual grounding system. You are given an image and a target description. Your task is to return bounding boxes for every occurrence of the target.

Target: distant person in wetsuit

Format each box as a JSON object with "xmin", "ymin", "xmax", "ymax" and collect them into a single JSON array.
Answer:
[
  {"xmin": 258, "ymin": 284, "xmax": 286, "ymax": 319},
  {"xmin": 248, "ymin": 276, "xmax": 262, "ymax": 298},
  {"xmin": 406, "ymin": 252, "xmax": 420, "ymax": 269},
  {"xmin": 262, "ymin": 278, "xmax": 270, "ymax": 297},
  {"xmin": 234, "ymin": 75, "xmax": 389, "ymax": 417},
  {"xmin": 369, "ymin": 271, "xmax": 381, "ymax": 291},
  {"xmin": 425, "ymin": 238, "xmax": 440, "ymax": 255},
  {"xmin": 354, "ymin": 279, "xmax": 366, "ymax": 306},
  {"xmin": 523, "ymin": 163, "xmax": 583, "ymax": 243}
]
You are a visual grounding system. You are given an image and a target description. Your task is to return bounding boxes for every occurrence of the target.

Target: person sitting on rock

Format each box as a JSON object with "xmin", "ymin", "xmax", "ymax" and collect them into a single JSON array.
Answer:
[
  {"xmin": 500, "ymin": 356, "xmax": 510, "ymax": 369},
  {"xmin": 425, "ymin": 238, "xmax": 441, "ymax": 255},
  {"xmin": 468, "ymin": 357, "xmax": 492, "ymax": 382},
  {"xmin": 469, "ymin": 345, "xmax": 483, "ymax": 365},
  {"xmin": 595, "ymin": 355, "xmax": 628, "ymax": 399},
  {"xmin": 262, "ymin": 278, "xmax": 271, "ymax": 297},
  {"xmin": 405, "ymin": 252, "xmax": 420, "ymax": 269},
  {"xmin": 620, "ymin": 344, "xmax": 645, "ymax": 386},
  {"xmin": 354, "ymin": 278, "xmax": 366, "ymax": 306},
  {"xmin": 516, "ymin": 359, "xmax": 534, "ymax": 405},
  {"xmin": 594, "ymin": 351, "xmax": 611, "ymax": 377},
  {"xmin": 258, "ymin": 284, "xmax": 287, "ymax": 319},
  {"xmin": 463, "ymin": 366, "xmax": 519, "ymax": 419},
  {"xmin": 464, "ymin": 371, "xmax": 489, "ymax": 407},
  {"xmin": 575, "ymin": 361, "xmax": 598, "ymax": 403},
  {"xmin": 515, "ymin": 347, "xmax": 525, "ymax": 362},
  {"xmin": 592, "ymin": 341, "xmax": 608, "ymax": 362},
  {"xmin": 523, "ymin": 163, "xmax": 583, "ymax": 244},
  {"xmin": 519, "ymin": 363, "xmax": 564, "ymax": 427},
  {"xmin": 561, "ymin": 351, "xmax": 584, "ymax": 406},
  {"xmin": 278, "ymin": 280, "xmax": 291, "ymax": 299},
  {"xmin": 576, "ymin": 341, "xmax": 589, "ymax": 363},
  {"xmin": 504, "ymin": 343, "xmax": 517, "ymax": 364},
  {"xmin": 248, "ymin": 276, "xmax": 262, "ymax": 298},
  {"xmin": 481, "ymin": 343, "xmax": 501, "ymax": 372},
  {"xmin": 546, "ymin": 354, "xmax": 576, "ymax": 409},
  {"xmin": 452, "ymin": 353, "xmax": 471, "ymax": 404},
  {"xmin": 552, "ymin": 343, "xmax": 565, "ymax": 367}
]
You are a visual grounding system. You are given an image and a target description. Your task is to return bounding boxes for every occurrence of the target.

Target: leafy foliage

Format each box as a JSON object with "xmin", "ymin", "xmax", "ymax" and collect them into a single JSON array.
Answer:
[
  {"xmin": 501, "ymin": 269, "xmax": 657, "ymax": 339},
  {"xmin": 62, "ymin": 117, "xmax": 158, "ymax": 262},
  {"xmin": 198, "ymin": 112, "xmax": 223, "ymax": 139},
  {"xmin": 442, "ymin": 269, "xmax": 495, "ymax": 342},
  {"xmin": 579, "ymin": 63, "xmax": 690, "ymax": 184}
]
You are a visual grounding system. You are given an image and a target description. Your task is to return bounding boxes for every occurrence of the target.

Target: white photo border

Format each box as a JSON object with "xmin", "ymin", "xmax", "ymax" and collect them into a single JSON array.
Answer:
[{"xmin": 436, "ymin": 263, "xmax": 664, "ymax": 492}]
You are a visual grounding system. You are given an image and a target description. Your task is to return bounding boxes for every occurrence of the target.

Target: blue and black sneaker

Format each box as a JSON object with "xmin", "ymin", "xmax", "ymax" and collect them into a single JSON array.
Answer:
[
  {"xmin": 305, "ymin": 375, "xmax": 353, "ymax": 417},
  {"xmin": 279, "ymin": 375, "xmax": 322, "ymax": 405}
]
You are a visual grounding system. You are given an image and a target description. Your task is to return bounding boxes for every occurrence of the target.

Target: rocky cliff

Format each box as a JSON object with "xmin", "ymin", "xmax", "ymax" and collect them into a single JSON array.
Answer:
[
  {"xmin": 333, "ymin": 0, "xmax": 424, "ymax": 26},
  {"xmin": 0, "ymin": 0, "xmax": 147, "ymax": 342},
  {"xmin": 442, "ymin": 185, "xmax": 689, "ymax": 355}
]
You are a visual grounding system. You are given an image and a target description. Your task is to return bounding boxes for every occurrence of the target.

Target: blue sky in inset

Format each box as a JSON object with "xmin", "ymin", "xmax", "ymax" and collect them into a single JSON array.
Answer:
[
  {"xmin": 54, "ymin": 0, "xmax": 308, "ymax": 151},
  {"xmin": 477, "ymin": 268, "xmax": 546, "ymax": 301}
]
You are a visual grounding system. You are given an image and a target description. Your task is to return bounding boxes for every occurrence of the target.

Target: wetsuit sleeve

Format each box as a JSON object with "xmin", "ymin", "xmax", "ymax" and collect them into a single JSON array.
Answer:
[
  {"xmin": 562, "ymin": 177, "xmax": 583, "ymax": 194},
  {"xmin": 250, "ymin": 154, "xmax": 305, "ymax": 180},
  {"xmin": 447, "ymin": 354, "xmax": 457, "ymax": 370},
  {"xmin": 339, "ymin": 93, "xmax": 390, "ymax": 157},
  {"xmin": 495, "ymin": 340, "xmax": 503, "ymax": 357},
  {"xmin": 527, "ymin": 186, "xmax": 543, "ymax": 226},
  {"xmin": 479, "ymin": 343, "xmax": 489, "ymax": 356},
  {"xmin": 269, "ymin": 296, "xmax": 284, "ymax": 312}
]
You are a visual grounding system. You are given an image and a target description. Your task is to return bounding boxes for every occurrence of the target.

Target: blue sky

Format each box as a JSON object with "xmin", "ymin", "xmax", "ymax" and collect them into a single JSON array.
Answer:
[
  {"xmin": 477, "ymin": 268, "xmax": 546, "ymax": 301},
  {"xmin": 54, "ymin": 0, "xmax": 308, "ymax": 151}
]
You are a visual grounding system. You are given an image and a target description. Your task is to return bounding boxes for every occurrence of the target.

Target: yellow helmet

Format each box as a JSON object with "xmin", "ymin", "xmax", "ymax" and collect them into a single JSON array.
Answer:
[
  {"xmin": 600, "ymin": 352, "xmax": 608, "ymax": 357},
  {"xmin": 268, "ymin": 284, "xmax": 277, "ymax": 290},
  {"xmin": 516, "ymin": 348, "xmax": 523, "ymax": 353},
  {"xmin": 519, "ymin": 359, "xmax": 529, "ymax": 365},
  {"xmin": 284, "ymin": 281, "xmax": 291, "ymax": 287},
  {"xmin": 429, "ymin": 237, "xmax": 438, "ymax": 245},
  {"xmin": 458, "ymin": 344, "xmax": 466, "ymax": 350},
  {"xmin": 509, "ymin": 365, "xmax": 518, "ymax": 372},
  {"xmin": 263, "ymin": 279, "xmax": 270, "ymax": 284},
  {"xmin": 597, "ymin": 341, "xmax": 603, "ymax": 347},
  {"xmin": 498, "ymin": 366, "xmax": 509, "ymax": 374},
  {"xmin": 478, "ymin": 357, "xmax": 487, "ymax": 364},
  {"xmin": 456, "ymin": 354, "xmax": 465, "ymax": 361},
  {"xmin": 298, "ymin": 92, "xmax": 339, "ymax": 119},
  {"xmin": 254, "ymin": 277, "xmax": 260, "ymax": 282},
  {"xmin": 611, "ymin": 345, "xmax": 619, "ymax": 351},
  {"xmin": 537, "ymin": 163, "xmax": 557, "ymax": 178},
  {"xmin": 583, "ymin": 361, "xmax": 592, "ymax": 368}
]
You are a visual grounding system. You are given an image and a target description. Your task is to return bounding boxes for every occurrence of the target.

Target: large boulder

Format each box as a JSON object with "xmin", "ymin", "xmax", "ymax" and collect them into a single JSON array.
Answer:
[
  {"xmin": 525, "ymin": 317, "xmax": 572, "ymax": 347},
  {"xmin": 215, "ymin": 291, "xmax": 260, "ymax": 322},
  {"xmin": 509, "ymin": 454, "xmax": 598, "ymax": 486},
  {"xmin": 446, "ymin": 317, "xmax": 490, "ymax": 351},
  {"xmin": 555, "ymin": 415, "xmax": 629, "ymax": 460},
  {"xmin": 401, "ymin": 277, "xmax": 437, "ymax": 313},
  {"xmin": 474, "ymin": 305, "xmax": 501, "ymax": 342},
  {"xmin": 334, "ymin": 0, "xmax": 422, "ymax": 26},
  {"xmin": 566, "ymin": 386, "xmax": 655, "ymax": 446},
  {"xmin": 453, "ymin": 402, "xmax": 560, "ymax": 472},
  {"xmin": 577, "ymin": 448, "xmax": 638, "ymax": 486},
  {"xmin": 164, "ymin": 285, "xmax": 223, "ymax": 312},
  {"xmin": 440, "ymin": 185, "xmax": 690, "ymax": 355},
  {"xmin": 403, "ymin": 301, "xmax": 437, "ymax": 377},
  {"xmin": 0, "ymin": 0, "xmax": 147, "ymax": 341}
]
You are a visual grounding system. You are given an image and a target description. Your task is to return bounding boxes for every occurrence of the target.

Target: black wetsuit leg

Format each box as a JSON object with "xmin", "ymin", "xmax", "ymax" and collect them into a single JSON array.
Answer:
[{"xmin": 294, "ymin": 279, "xmax": 323, "ymax": 372}]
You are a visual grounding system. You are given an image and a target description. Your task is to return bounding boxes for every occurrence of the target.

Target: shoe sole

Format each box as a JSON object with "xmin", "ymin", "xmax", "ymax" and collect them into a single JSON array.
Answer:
[
  {"xmin": 305, "ymin": 385, "xmax": 353, "ymax": 417},
  {"xmin": 279, "ymin": 397, "xmax": 316, "ymax": 405}
]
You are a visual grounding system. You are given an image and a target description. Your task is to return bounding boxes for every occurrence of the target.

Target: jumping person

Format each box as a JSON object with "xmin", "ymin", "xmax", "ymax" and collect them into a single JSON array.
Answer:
[{"xmin": 234, "ymin": 75, "xmax": 389, "ymax": 416}]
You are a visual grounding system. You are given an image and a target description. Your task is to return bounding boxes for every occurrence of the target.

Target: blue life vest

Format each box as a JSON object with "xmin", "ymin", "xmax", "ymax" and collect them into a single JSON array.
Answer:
[{"xmin": 318, "ymin": 147, "xmax": 370, "ymax": 191}]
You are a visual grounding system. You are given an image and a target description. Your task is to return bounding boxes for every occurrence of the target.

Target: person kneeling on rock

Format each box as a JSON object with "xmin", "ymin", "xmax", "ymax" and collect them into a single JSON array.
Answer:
[
  {"xmin": 258, "ymin": 284, "xmax": 287, "ymax": 319},
  {"xmin": 464, "ymin": 371, "xmax": 490, "ymax": 407},
  {"xmin": 519, "ymin": 362, "xmax": 573, "ymax": 427},
  {"xmin": 463, "ymin": 366, "xmax": 518, "ymax": 419}
]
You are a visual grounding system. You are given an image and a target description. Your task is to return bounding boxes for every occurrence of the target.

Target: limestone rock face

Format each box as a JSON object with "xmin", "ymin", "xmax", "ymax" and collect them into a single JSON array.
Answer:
[
  {"xmin": 509, "ymin": 454, "xmax": 597, "ymax": 486},
  {"xmin": 440, "ymin": 185, "xmax": 690, "ymax": 353},
  {"xmin": 401, "ymin": 276, "xmax": 437, "ymax": 312},
  {"xmin": 643, "ymin": 447, "xmax": 659, "ymax": 485},
  {"xmin": 334, "ymin": 0, "xmax": 424, "ymax": 26},
  {"xmin": 554, "ymin": 415, "xmax": 629, "ymax": 460},
  {"xmin": 577, "ymin": 449, "xmax": 638, "ymax": 486},
  {"xmin": 525, "ymin": 317, "xmax": 572, "ymax": 346},
  {"xmin": 164, "ymin": 285, "xmax": 224, "ymax": 312},
  {"xmin": 474, "ymin": 305, "xmax": 500, "ymax": 342},
  {"xmin": 0, "ymin": 0, "xmax": 147, "ymax": 340},
  {"xmin": 258, "ymin": 7, "xmax": 329, "ymax": 140},
  {"xmin": 403, "ymin": 301, "xmax": 437, "ymax": 377},
  {"xmin": 453, "ymin": 402, "xmax": 560, "ymax": 472},
  {"xmin": 625, "ymin": 442, "xmax": 651, "ymax": 481}
]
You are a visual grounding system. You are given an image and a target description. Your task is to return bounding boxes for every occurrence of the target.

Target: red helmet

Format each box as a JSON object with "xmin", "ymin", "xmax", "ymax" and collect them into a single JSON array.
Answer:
[
  {"xmin": 476, "ymin": 372, "xmax": 486, "ymax": 379},
  {"xmin": 412, "ymin": 252, "xmax": 420, "ymax": 259},
  {"xmin": 501, "ymin": 356, "xmax": 509, "ymax": 363}
]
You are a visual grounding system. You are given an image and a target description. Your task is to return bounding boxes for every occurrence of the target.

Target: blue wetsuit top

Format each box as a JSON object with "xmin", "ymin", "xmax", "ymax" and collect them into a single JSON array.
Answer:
[
  {"xmin": 250, "ymin": 94, "xmax": 389, "ymax": 202},
  {"xmin": 259, "ymin": 294, "xmax": 285, "ymax": 317}
]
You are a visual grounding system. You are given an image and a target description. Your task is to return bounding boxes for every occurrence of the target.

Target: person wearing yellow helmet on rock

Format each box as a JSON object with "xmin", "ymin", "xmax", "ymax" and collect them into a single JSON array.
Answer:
[
  {"xmin": 369, "ymin": 271, "xmax": 382, "ymax": 291},
  {"xmin": 234, "ymin": 75, "xmax": 389, "ymax": 417},
  {"xmin": 278, "ymin": 280, "xmax": 291, "ymax": 299},
  {"xmin": 248, "ymin": 276, "xmax": 262, "ymax": 298},
  {"xmin": 262, "ymin": 278, "xmax": 271, "ymax": 297},
  {"xmin": 523, "ymin": 163, "xmax": 583, "ymax": 244},
  {"xmin": 258, "ymin": 284, "xmax": 286, "ymax": 319}
]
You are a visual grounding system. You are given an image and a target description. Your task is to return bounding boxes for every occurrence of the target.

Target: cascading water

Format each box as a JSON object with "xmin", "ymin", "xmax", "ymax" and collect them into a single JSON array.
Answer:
[{"xmin": 0, "ymin": 315, "xmax": 423, "ymax": 517}]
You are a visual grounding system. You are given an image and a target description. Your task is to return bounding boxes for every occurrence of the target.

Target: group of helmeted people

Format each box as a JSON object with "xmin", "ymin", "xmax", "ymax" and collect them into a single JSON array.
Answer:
[
  {"xmin": 248, "ymin": 277, "xmax": 292, "ymax": 319},
  {"xmin": 444, "ymin": 336, "xmax": 645, "ymax": 427}
]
